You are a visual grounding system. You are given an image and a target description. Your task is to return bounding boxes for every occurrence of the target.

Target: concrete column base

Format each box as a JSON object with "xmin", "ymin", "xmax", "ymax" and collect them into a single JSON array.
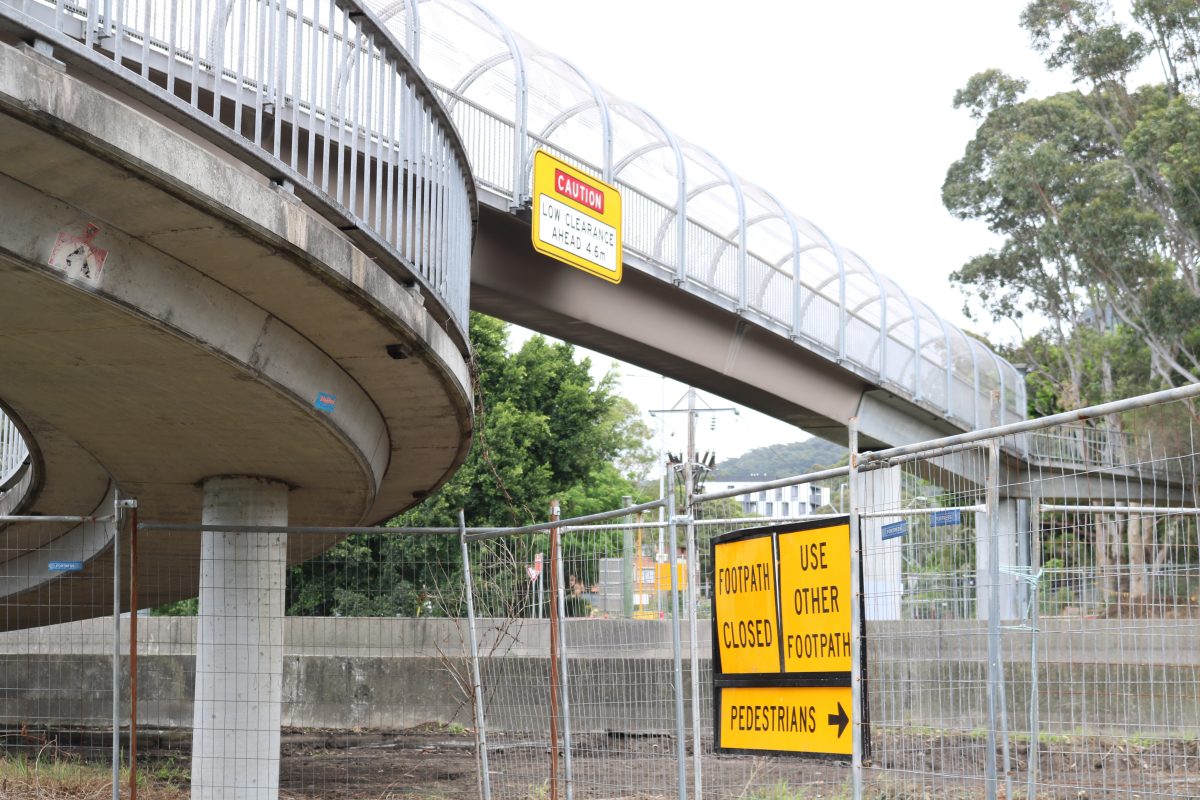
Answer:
[{"xmin": 192, "ymin": 476, "xmax": 288, "ymax": 800}]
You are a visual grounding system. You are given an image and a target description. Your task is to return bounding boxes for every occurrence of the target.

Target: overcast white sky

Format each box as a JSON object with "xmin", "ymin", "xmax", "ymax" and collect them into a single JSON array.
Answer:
[{"xmin": 481, "ymin": 0, "xmax": 1080, "ymax": 466}]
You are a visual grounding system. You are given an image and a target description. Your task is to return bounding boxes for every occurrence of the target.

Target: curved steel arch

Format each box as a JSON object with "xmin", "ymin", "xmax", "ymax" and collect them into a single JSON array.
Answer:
[
  {"xmin": 898, "ymin": 290, "xmax": 922, "ymax": 400},
  {"xmin": 687, "ymin": 145, "xmax": 747, "ymax": 308},
  {"xmin": 968, "ymin": 336, "xmax": 1007, "ymax": 426},
  {"xmin": 925, "ymin": 304, "xmax": 956, "ymax": 416},
  {"xmin": 791, "ymin": 218, "xmax": 848, "ymax": 361},
  {"xmin": 446, "ymin": 51, "xmax": 514, "ymax": 103},
  {"xmin": 618, "ymin": 103, "xmax": 688, "ymax": 281},
  {"xmin": 613, "ymin": 140, "xmax": 675, "ymax": 176},
  {"xmin": 368, "ymin": 0, "xmax": 423, "ymax": 60},
  {"xmin": 770, "ymin": 242, "xmax": 831, "ymax": 269},
  {"xmin": 685, "ymin": 178, "xmax": 731, "ymax": 202},
  {"xmin": 754, "ymin": 188, "xmax": 805, "ymax": 339},
  {"xmin": 535, "ymin": 55, "xmax": 614, "ymax": 181},
  {"xmin": 461, "ymin": 0, "xmax": 528, "ymax": 202},
  {"xmin": 843, "ymin": 250, "xmax": 889, "ymax": 379},
  {"xmin": 715, "ymin": 210, "xmax": 790, "ymax": 310}
]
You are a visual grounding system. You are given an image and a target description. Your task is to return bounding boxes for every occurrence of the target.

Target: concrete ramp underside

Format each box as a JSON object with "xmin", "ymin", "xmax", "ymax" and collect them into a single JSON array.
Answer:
[{"xmin": 0, "ymin": 40, "xmax": 473, "ymax": 627}]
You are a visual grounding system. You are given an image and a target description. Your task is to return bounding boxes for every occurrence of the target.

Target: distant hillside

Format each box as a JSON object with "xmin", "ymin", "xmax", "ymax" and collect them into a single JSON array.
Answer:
[{"xmin": 713, "ymin": 439, "xmax": 846, "ymax": 481}]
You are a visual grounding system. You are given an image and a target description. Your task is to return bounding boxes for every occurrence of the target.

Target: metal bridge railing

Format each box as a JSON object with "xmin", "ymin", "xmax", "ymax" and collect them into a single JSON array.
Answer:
[{"xmin": 0, "ymin": 0, "xmax": 477, "ymax": 340}]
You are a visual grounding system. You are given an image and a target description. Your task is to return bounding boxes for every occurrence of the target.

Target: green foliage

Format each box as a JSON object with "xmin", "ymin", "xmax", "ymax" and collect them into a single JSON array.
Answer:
[
  {"xmin": 287, "ymin": 533, "xmax": 459, "ymax": 617},
  {"xmin": 151, "ymin": 597, "xmax": 198, "ymax": 616}
]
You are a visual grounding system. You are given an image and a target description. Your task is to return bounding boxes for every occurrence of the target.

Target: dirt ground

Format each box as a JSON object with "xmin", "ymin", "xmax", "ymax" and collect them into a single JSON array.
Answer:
[
  {"xmin": 275, "ymin": 727, "xmax": 1200, "ymax": 800},
  {"xmin": 5, "ymin": 726, "xmax": 1199, "ymax": 799},
  {"xmin": 273, "ymin": 728, "xmax": 1200, "ymax": 800}
]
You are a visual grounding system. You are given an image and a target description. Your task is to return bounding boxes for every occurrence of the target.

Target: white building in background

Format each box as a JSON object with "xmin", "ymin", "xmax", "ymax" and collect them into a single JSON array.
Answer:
[{"xmin": 714, "ymin": 481, "xmax": 833, "ymax": 519}]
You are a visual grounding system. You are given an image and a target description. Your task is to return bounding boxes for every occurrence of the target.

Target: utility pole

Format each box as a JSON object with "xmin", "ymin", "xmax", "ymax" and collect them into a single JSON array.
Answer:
[
  {"xmin": 649, "ymin": 386, "xmax": 739, "ymax": 500},
  {"xmin": 648, "ymin": 386, "xmax": 738, "ymax": 800}
]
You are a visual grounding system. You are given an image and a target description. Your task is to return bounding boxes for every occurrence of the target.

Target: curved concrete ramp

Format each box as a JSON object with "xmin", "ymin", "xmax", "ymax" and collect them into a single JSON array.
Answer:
[{"xmin": 0, "ymin": 39, "xmax": 474, "ymax": 624}]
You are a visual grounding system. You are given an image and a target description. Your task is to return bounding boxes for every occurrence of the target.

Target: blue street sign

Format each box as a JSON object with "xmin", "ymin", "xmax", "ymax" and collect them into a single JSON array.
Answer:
[
  {"xmin": 314, "ymin": 392, "xmax": 337, "ymax": 413},
  {"xmin": 881, "ymin": 521, "xmax": 908, "ymax": 541},
  {"xmin": 930, "ymin": 509, "xmax": 962, "ymax": 527},
  {"xmin": 49, "ymin": 560, "xmax": 83, "ymax": 572}
]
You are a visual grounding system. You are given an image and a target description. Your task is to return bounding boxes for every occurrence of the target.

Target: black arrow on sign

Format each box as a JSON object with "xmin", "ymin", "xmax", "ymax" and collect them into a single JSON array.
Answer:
[{"xmin": 827, "ymin": 702, "xmax": 849, "ymax": 738}]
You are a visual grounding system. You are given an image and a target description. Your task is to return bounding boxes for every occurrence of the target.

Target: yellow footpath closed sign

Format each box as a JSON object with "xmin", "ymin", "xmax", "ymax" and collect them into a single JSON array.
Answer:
[
  {"xmin": 531, "ymin": 150, "xmax": 623, "ymax": 284},
  {"xmin": 713, "ymin": 532, "xmax": 779, "ymax": 674},
  {"xmin": 717, "ymin": 685, "xmax": 852, "ymax": 756}
]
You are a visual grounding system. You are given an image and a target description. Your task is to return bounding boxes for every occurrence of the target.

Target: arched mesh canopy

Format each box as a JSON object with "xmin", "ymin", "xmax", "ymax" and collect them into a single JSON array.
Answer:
[{"xmin": 381, "ymin": 0, "xmax": 1025, "ymax": 428}]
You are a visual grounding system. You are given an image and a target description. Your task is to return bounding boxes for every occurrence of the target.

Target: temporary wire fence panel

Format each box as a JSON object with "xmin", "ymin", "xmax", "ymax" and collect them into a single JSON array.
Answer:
[
  {"xmin": 1003, "ymin": 404, "xmax": 1200, "ymax": 800},
  {"xmin": 0, "ymin": 518, "xmax": 119, "ymax": 792},
  {"xmin": 857, "ymin": 446, "xmax": 997, "ymax": 800},
  {"xmin": 856, "ymin": 396, "xmax": 1200, "ymax": 800}
]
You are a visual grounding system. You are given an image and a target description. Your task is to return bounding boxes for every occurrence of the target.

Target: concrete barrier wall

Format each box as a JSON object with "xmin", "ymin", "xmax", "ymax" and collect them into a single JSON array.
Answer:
[{"xmin": 1, "ymin": 616, "xmax": 1196, "ymax": 736}]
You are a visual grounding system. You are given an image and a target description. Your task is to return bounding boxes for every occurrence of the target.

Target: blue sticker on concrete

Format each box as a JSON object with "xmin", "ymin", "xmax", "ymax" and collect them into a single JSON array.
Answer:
[
  {"xmin": 314, "ymin": 392, "xmax": 337, "ymax": 413},
  {"xmin": 930, "ymin": 509, "xmax": 962, "ymax": 527},
  {"xmin": 49, "ymin": 561, "xmax": 83, "ymax": 572},
  {"xmin": 881, "ymin": 521, "xmax": 908, "ymax": 541}
]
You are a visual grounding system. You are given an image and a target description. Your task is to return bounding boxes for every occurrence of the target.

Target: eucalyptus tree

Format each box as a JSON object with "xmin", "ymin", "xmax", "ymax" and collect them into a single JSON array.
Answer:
[{"xmin": 946, "ymin": 0, "xmax": 1200, "ymax": 412}]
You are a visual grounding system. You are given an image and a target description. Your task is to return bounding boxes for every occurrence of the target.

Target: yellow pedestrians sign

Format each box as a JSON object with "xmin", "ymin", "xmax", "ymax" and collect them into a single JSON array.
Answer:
[
  {"xmin": 778, "ymin": 523, "xmax": 851, "ymax": 675},
  {"xmin": 531, "ymin": 150, "xmax": 623, "ymax": 284},
  {"xmin": 717, "ymin": 685, "xmax": 852, "ymax": 756},
  {"xmin": 713, "ymin": 532, "xmax": 779, "ymax": 674}
]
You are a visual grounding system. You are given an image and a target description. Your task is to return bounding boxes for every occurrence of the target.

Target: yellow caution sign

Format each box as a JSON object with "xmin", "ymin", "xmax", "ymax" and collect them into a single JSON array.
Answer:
[
  {"xmin": 531, "ymin": 150, "xmax": 623, "ymax": 283},
  {"xmin": 777, "ymin": 523, "xmax": 852, "ymax": 675},
  {"xmin": 713, "ymin": 533, "xmax": 780, "ymax": 674},
  {"xmin": 717, "ymin": 685, "xmax": 852, "ymax": 756}
]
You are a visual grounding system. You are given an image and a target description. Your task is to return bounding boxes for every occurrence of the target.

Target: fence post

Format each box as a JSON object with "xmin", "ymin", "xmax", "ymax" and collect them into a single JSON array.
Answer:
[
  {"xmin": 1027, "ymin": 566, "xmax": 1041, "ymax": 800},
  {"xmin": 667, "ymin": 468, "xmax": 688, "ymax": 800},
  {"xmin": 848, "ymin": 417, "xmax": 863, "ymax": 800},
  {"xmin": 459, "ymin": 510, "xmax": 492, "ymax": 800},
  {"xmin": 685, "ymin": 510, "xmax": 703, "ymax": 800},
  {"xmin": 985, "ymin": 438, "xmax": 1001, "ymax": 800},
  {"xmin": 622, "ymin": 494, "xmax": 634, "ymax": 617},
  {"xmin": 553, "ymin": 522, "xmax": 575, "ymax": 800}
]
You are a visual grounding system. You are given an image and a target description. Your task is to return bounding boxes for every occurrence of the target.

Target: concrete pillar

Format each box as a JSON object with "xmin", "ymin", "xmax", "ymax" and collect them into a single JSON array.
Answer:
[
  {"xmin": 854, "ymin": 466, "xmax": 902, "ymax": 620},
  {"xmin": 975, "ymin": 499, "xmax": 1023, "ymax": 622},
  {"xmin": 192, "ymin": 477, "xmax": 288, "ymax": 800}
]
